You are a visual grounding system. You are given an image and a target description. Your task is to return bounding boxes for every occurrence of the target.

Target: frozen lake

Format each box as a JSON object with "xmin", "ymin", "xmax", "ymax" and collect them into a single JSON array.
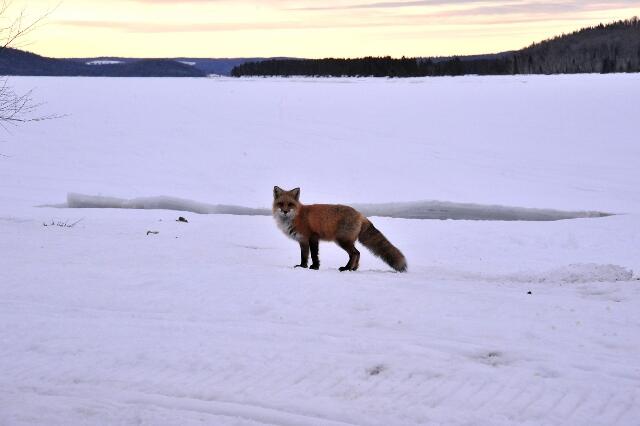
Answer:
[{"xmin": 1, "ymin": 75, "xmax": 639, "ymax": 425}]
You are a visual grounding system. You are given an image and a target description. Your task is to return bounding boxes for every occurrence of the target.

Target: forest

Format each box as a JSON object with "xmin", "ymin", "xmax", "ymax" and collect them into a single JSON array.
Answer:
[{"xmin": 232, "ymin": 18, "xmax": 640, "ymax": 77}]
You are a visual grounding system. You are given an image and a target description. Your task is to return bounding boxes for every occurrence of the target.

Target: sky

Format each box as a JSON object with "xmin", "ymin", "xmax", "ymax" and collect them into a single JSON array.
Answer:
[{"xmin": 9, "ymin": 0, "xmax": 640, "ymax": 58}]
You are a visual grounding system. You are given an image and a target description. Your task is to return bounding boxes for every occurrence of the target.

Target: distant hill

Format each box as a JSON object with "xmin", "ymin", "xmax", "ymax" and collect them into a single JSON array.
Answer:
[
  {"xmin": 0, "ymin": 50, "xmax": 290, "ymax": 77},
  {"xmin": 232, "ymin": 17, "xmax": 640, "ymax": 77},
  {"xmin": 0, "ymin": 49, "xmax": 206, "ymax": 77},
  {"xmin": 0, "ymin": 48, "xmax": 86, "ymax": 76},
  {"xmin": 513, "ymin": 18, "xmax": 640, "ymax": 74},
  {"xmin": 66, "ymin": 57, "xmax": 280, "ymax": 76}
]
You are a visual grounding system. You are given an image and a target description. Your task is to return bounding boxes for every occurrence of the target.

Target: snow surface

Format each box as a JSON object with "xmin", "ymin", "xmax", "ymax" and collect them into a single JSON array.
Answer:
[
  {"xmin": 86, "ymin": 60, "xmax": 123, "ymax": 66},
  {"xmin": 1, "ymin": 75, "xmax": 640, "ymax": 425},
  {"xmin": 58, "ymin": 193, "xmax": 609, "ymax": 221}
]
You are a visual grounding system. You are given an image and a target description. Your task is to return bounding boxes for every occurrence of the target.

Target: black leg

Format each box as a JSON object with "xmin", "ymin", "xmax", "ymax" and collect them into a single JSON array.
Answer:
[
  {"xmin": 295, "ymin": 241, "xmax": 309, "ymax": 268},
  {"xmin": 337, "ymin": 240, "xmax": 360, "ymax": 272},
  {"xmin": 351, "ymin": 249, "xmax": 360, "ymax": 271},
  {"xmin": 309, "ymin": 237, "xmax": 320, "ymax": 270}
]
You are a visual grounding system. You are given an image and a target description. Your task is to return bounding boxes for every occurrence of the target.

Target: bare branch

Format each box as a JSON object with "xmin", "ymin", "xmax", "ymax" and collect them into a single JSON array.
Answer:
[
  {"xmin": 0, "ymin": 1, "xmax": 58, "ymax": 51},
  {"xmin": 0, "ymin": 77, "xmax": 60, "ymax": 125},
  {"xmin": 0, "ymin": 2, "xmax": 61, "ymax": 128}
]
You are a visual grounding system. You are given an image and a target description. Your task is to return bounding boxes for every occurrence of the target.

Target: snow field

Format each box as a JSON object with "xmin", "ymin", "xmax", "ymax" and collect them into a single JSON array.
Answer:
[
  {"xmin": 1, "ymin": 74, "xmax": 639, "ymax": 425},
  {"xmin": 2, "ymin": 74, "xmax": 640, "ymax": 212},
  {"xmin": 1, "ymin": 208, "xmax": 639, "ymax": 425}
]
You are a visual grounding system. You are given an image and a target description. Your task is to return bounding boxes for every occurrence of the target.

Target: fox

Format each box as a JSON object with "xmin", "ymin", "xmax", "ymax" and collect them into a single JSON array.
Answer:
[{"xmin": 272, "ymin": 186, "xmax": 407, "ymax": 272}]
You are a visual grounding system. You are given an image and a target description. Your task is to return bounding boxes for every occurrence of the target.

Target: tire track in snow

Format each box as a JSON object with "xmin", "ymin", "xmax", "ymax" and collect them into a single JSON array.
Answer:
[
  {"xmin": 595, "ymin": 392, "xmax": 615, "ymax": 420},
  {"xmin": 613, "ymin": 394, "xmax": 637, "ymax": 426},
  {"xmin": 428, "ymin": 377, "xmax": 470, "ymax": 408},
  {"xmin": 519, "ymin": 384, "xmax": 549, "ymax": 418},
  {"xmin": 3, "ymin": 297, "xmax": 640, "ymax": 425},
  {"xmin": 4, "ymin": 355, "xmax": 640, "ymax": 425},
  {"xmin": 123, "ymin": 391, "xmax": 360, "ymax": 426}
]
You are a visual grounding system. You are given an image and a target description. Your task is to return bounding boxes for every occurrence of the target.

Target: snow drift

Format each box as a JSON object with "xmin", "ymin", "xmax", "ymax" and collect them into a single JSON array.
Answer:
[
  {"xmin": 59, "ymin": 193, "xmax": 610, "ymax": 221},
  {"xmin": 501, "ymin": 263, "xmax": 634, "ymax": 284},
  {"xmin": 64, "ymin": 193, "xmax": 269, "ymax": 216}
]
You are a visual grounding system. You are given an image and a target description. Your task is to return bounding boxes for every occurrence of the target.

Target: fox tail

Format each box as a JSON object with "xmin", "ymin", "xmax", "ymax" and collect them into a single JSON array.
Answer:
[{"xmin": 358, "ymin": 219, "xmax": 407, "ymax": 272}]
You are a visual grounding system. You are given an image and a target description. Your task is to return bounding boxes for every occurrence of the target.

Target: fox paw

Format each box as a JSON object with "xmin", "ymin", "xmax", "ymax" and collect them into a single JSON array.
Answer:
[
  {"xmin": 294, "ymin": 264, "xmax": 308, "ymax": 269},
  {"xmin": 339, "ymin": 266, "xmax": 352, "ymax": 272},
  {"xmin": 309, "ymin": 264, "xmax": 320, "ymax": 270}
]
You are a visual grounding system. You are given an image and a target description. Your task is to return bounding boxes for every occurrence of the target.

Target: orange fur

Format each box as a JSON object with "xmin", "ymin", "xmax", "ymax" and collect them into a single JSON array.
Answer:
[{"xmin": 273, "ymin": 186, "xmax": 407, "ymax": 272}]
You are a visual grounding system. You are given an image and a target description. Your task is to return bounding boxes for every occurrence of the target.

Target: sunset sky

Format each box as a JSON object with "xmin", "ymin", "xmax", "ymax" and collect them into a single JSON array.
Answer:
[{"xmin": 11, "ymin": 0, "xmax": 640, "ymax": 58}]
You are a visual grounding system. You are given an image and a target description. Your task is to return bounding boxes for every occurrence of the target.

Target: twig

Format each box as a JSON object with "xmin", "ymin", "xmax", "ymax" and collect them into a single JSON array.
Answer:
[
  {"xmin": 43, "ymin": 218, "xmax": 83, "ymax": 228},
  {"xmin": 0, "ymin": 2, "xmax": 62, "ymax": 127},
  {"xmin": 0, "ymin": 1, "xmax": 59, "ymax": 51}
]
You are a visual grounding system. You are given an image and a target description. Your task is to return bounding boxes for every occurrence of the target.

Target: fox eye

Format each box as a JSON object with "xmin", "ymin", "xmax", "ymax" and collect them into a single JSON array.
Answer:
[
  {"xmin": 288, "ymin": 203, "xmax": 294, "ymax": 208},
  {"xmin": 277, "ymin": 202, "xmax": 284, "ymax": 208}
]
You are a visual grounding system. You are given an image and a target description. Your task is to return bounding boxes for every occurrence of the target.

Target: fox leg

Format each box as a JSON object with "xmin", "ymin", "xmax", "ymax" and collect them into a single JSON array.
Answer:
[
  {"xmin": 351, "ymin": 248, "xmax": 360, "ymax": 271},
  {"xmin": 309, "ymin": 237, "xmax": 320, "ymax": 270},
  {"xmin": 337, "ymin": 240, "xmax": 360, "ymax": 272},
  {"xmin": 295, "ymin": 240, "xmax": 309, "ymax": 268},
  {"xmin": 351, "ymin": 247, "xmax": 360, "ymax": 271}
]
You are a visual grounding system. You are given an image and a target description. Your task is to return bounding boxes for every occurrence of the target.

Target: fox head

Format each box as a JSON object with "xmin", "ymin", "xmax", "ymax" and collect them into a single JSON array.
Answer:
[{"xmin": 273, "ymin": 186, "xmax": 301, "ymax": 219}]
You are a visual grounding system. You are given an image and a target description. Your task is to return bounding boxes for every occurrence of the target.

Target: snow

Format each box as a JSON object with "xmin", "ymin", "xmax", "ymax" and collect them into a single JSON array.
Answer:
[
  {"xmin": 59, "ymin": 193, "xmax": 609, "ymax": 221},
  {"xmin": 1, "ymin": 74, "xmax": 640, "ymax": 425},
  {"xmin": 86, "ymin": 60, "xmax": 123, "ymax": 66}
]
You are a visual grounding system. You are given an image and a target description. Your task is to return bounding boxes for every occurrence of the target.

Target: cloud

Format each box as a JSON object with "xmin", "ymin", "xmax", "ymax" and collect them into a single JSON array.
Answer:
[
  {"xmin": 54, "ymin": 0, "xmax": 640, "ymax": 34},
  {"xmin": 54, "ymin": 19, "xmax": 392, "ymax": 33},
  {"xmin": 293, "ymin": 0, "xmax": 640, "ymax": 12},
  {"xmin": 292, "ymin": 0, "xmax": 490, "ymax": 11}
]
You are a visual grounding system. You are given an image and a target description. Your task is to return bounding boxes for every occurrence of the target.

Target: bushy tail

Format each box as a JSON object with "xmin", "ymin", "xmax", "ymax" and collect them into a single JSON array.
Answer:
[{"xmin": 358, "ymin": 219, "xmax": 407, "ymax": 272}]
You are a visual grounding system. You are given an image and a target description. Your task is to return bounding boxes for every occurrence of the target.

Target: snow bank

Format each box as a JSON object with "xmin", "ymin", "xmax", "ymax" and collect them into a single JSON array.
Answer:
[
  {"xmin": 86, "ymin": 60, "xmax": 123, "ymax": 65},
  {"xmin": 64, "ymin": 193, "xmax": 270, "ymax": 216},
  {"xmin": 353, "ymin": 200, "xmax": 609, "ymax": 221},
  {"xmin": 506, "ymin": 263, "xmax": 634, "ymax": 284},
  {"xmin": 61, "ymin": 193, "xmax": 609, "ymax": 221}
]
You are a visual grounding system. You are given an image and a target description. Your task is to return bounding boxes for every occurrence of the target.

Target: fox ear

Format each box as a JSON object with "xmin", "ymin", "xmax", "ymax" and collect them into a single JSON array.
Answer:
[
  {"xmin": 290, "ymin": 187, "xmax": 300, "ymax": 201},
  {"xmin": 273, "ymin": 186, "xmax": 283, "ymax": 198}
]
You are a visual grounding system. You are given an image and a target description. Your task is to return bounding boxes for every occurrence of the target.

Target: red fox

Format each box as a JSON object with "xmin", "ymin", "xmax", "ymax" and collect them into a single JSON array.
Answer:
[{"xmin": 272, "ymin": 186, "xmax": 407, "ymax": 272}]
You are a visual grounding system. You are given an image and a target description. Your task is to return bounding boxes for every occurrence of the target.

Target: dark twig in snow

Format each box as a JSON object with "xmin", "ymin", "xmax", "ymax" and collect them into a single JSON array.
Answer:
[{"xmin": 43, "ymin": 218, "xmax": 83, "ymax": 228}]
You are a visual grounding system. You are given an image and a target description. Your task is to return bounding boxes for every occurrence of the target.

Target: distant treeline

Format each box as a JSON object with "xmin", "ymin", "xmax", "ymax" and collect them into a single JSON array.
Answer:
[
  {"xmin": 232, "ymin": 56, "xmax": 514, "ymax": 77},
  {"xmin": 232, "ymin": 17, "xmax": 640, "ymax": 77}
]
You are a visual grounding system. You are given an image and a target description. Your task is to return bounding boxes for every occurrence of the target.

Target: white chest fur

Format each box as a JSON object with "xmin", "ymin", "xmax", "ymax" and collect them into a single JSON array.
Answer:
[{"xmin": 274, "ymin": 213, "xmax": 301, "ymax": 241}]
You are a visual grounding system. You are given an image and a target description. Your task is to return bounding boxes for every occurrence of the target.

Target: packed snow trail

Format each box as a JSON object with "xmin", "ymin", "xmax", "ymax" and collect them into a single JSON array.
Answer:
[{"xmin": 1, "ymin": 210, "xmax": 639, "ymax": 425}]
